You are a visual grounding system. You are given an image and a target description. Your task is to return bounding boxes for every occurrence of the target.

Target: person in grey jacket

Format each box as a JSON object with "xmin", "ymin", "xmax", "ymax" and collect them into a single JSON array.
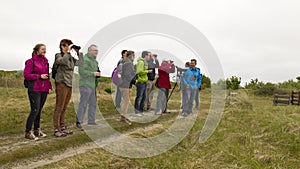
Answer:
[
  {"xmin": 52, "ymin": 39, "xmax": 83, "ymax": 137},
  {"xmin": 119, "ymin": 50, "xmax": 135, "ymax": 125}
]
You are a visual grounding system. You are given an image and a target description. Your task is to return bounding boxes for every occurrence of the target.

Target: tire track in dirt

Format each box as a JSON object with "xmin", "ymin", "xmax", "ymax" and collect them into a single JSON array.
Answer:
[{"xmin": 6, "ymin": 110, "xmax": 182, "ymax": 169}]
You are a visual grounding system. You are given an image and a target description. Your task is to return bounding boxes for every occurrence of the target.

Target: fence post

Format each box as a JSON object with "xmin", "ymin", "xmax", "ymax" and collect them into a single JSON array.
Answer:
[
  {"xmin": 291, "ymin": 91, "xmax": 294, "ymax": 105},
  {"xmin": 298, "ymin": 91, "xmax": 300, "ymax": 106}
]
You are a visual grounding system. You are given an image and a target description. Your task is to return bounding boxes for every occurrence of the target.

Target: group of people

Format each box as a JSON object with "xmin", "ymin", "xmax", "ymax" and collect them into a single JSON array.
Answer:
[
  {"xmin": 24, "ymin": 39, "xmax": 99, "ymax": 140},
  {"xmin": 23, "ymin": 39, "xmax": 202, "ymax": 140},
  {"xmin": 114, "ymin": 50, "xmax": 202, "ymax": 124}
]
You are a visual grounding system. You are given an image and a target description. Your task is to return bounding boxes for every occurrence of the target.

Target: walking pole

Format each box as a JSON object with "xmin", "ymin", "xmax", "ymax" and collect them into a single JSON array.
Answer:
[{"xmin": 167, "ymin": 81, "xmax": 178, "ymax": 103}]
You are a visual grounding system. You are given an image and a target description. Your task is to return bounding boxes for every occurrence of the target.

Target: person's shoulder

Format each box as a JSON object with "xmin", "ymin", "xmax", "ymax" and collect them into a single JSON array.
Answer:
[
  {"xmin": 137, "ymin": 58, "xmax": 144, "ymax": 63},
  {"xmin": 55, "ymin": 53, "xmax": 63, "ymax": 59},
  {"xmin": 25, "ymin": 57, "xmax": 33, "ymax": 64}
]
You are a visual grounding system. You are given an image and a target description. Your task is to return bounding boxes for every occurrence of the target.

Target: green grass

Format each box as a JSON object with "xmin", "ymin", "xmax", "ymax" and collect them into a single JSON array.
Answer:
[{"xmin": 0, "ymin": 77, "xmax": 299, "ymax": 168}]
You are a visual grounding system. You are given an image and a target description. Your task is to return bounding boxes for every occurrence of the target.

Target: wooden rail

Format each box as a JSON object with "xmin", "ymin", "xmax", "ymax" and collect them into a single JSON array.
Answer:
[
  {"xmin": 273, "ymin": 94, "xmax": 290, "ymax": 106},
  {"xmin": 291, "ymin": 91, "xmax": 300, "ymax": 105}
]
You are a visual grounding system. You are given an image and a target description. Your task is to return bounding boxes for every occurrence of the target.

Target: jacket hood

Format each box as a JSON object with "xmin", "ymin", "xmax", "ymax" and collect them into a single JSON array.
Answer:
[
  {"xmin": 137, "ymin": 57, "xmax": 144, "ymax": 62},
  {"xmin": 32, "ymin": 55, "xmax": 47, "ymax": 61}
]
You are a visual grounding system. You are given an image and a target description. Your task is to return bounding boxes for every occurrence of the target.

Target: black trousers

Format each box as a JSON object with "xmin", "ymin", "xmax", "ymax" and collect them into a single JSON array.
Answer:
[{"xmin": 25, "ymin": 91, "xmax": 48, "ymax": 132}]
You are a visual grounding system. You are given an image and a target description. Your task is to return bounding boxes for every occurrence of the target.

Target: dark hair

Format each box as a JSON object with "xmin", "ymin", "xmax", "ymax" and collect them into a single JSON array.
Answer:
[
  {"xmin": 59, "ymin": 39, "xmax": 73, "ymax": 53},
  {"xmin": 32, "ymin": 44, "xmax": 46, "ymax": 56},
  {"xmin": 153, "ymin": 54, "xmax": 157, "ymax": 57},
  {"xmin": 191, "ymin": 59, "xmax": 197, "ymax": 65},
  {"xmin": 141, "ymin": 51, "xmax": 149, "ymax": 58},
  {"xmin": 185, "ymin": 62, "xmax": 190, "ymax": 67},
  {"xmin": 121, "ymin": 50, "xmax": 127, "ymax": 56}
]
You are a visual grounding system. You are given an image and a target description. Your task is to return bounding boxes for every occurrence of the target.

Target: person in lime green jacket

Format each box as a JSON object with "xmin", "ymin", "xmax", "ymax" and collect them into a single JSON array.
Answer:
[
  {"xmin": 134, "ymin": 51, "xmax": 152, "ymax": 115},
  {"xmin": 76, "ymin": 44, "xmax": 100, "ymax": 129}
]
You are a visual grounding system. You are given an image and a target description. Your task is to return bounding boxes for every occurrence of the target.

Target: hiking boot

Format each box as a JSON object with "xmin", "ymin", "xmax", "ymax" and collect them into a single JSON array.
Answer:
[
  {"xmin": 60, "ymin": 126, "xmax": 73, "ymax": 135},
  {"xmin": 54, "ymin": 130, "xmax": 67, "ymax": 137},
  {"xmin": 76, "ymin": 124, "xmax": 83, "ymax": 130},
  {"xmin": 120, "ymin": 116, "xmax": 132, "ymax": 125},
  {"xmin": 25, "ymin": 131, "xmax": 39, "ymax": 141},
  {"xmin": 34, "ymin": 129, "xmax": 47, "ymax": 138}
]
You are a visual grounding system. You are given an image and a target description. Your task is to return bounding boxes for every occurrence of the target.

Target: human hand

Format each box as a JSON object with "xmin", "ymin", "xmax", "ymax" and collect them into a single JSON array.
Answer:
[
  {"xmin": 94, "ymin": 72, "xmax": 101, "ymax": 77},
  {"xmin": 67, "ymin": 44, "xmax": 73, "ymax": 52},
  {"xmin": 148, "ymin": 69, "xmax": 153, "ymax": 73},
  {"xmin": 48, "ymin": 89, "xmax": 52, "ymax": 94},
  {"xmin": 41, "ymin": 74, "xmax": 49, "ymax": 79}
]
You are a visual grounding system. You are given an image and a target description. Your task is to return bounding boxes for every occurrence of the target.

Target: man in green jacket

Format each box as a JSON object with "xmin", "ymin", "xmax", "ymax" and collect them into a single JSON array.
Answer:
[
  {"xmin": 134, "ymin": 51, "xmax": 152, "ymax": 115},
  {"xmin": 76, "ymin": 44, "xmax": 100, "ymax": 129}
]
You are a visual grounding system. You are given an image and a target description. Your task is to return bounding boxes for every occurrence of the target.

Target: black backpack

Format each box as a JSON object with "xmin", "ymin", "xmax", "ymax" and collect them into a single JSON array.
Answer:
[
  {"xmin": 51, "ymin": 65, "xmax": 57, "ymax": 79},
  {"xmin": 52, "ymin": 53, "xmax": 63, "ymax": 79},
  {"xmin": 24, "ymin": 59, "xmax": 34, "ymax": 89}
]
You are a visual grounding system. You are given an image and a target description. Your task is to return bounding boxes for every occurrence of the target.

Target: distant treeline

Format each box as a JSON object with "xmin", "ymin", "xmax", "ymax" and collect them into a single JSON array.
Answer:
[
  {"xmin": 216, "ymin": 76, "xmax": 300, "ymax": 96},
  {"xmin": 3, "ymin": 70, "xmax": 298, "ymax": 96}
]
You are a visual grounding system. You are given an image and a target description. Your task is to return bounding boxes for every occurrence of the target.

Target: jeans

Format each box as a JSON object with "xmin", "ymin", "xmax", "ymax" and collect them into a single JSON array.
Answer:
[
  {"xmin": 25, "ymin": 91, "xmax": 48, "ymax": 132},
  {"xmin": 134, "ymin": 82, "xmax": 147, "ymax": 113},
  {"xmin": 181, "ymin": 87, "xmax": 188, "ymax": 109},
  {"xmin": 182, "ymin": 87, "xmax": 197, "ymax": 114},
  {"xmin": 155, "ymin": 88, "xmax": 169, "ymax": 113},
  {"xmin": 53, "ymin": 83, "xmax": 72, "ymax": 130},
  {"xmin": 145, "ymin": 80, "xmax": 155, "ymax": 110},
  {"xmin": 76, "ymin": 86, "xmax": 97, "ymax": 125},
  {"xmin": 115, "ymin": 86, "xmax": 121, "ymax": 108},
  {"xmin": 194, "ymin": 89, "xmax": 200, "ymax": 108}
]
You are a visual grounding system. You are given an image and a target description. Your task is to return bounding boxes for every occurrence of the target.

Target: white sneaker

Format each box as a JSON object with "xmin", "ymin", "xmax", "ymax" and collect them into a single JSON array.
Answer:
[
  {"xmin": 155, "ymin": 111, "xmax": 162, "ymax": 115},
  {"xmin": 34, "ymin": 129, "xmax": 47, "ymax": 138},
  {"xmin": 25, "ymin": 131, "xmax": 39, "ymax": 141},
  {"xmin": 135, "ymin": 113, "xmax": 143, "ymax": 117}
]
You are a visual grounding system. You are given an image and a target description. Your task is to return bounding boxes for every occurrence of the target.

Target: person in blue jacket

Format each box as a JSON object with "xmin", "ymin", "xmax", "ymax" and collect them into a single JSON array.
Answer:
[{"xmin": 182, "ymin": 59, "xmax": 202, "ymax": 115}]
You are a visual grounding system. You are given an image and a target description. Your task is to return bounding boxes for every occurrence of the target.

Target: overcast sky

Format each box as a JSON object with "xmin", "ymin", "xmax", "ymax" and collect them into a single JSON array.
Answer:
[{"xmin": 0, "ymin": 0, "xmax": 299, "ymax": 84}]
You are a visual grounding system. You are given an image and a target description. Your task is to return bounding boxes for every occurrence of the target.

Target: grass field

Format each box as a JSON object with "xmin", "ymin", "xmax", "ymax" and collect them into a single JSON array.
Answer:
[{"xmin": 0, "ymin": 77, "xmax": 299, "ymax": 169}]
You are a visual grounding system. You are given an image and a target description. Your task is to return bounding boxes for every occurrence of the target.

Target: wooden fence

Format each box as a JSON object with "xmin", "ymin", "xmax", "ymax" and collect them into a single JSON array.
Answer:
[
  {"xmin": 291, "ymin": 91, "xmax": 300, "ymax": 105},
  {"xmin": 273, "ymin": 94, "xmax": 290, "ymax": 106}
]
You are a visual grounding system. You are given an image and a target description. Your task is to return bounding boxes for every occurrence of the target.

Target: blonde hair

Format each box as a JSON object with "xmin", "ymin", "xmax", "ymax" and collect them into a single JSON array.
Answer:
[{"xmin": 32, "ymin": 44, "xmax": 46, "ymax": 55}]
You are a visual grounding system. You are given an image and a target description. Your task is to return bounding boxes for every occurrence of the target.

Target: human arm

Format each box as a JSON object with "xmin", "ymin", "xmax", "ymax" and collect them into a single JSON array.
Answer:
[
  {"xmin": 24, "ymin": 59, "xmax": 41, "ymax": 80},
  {"xmin": 154, "ymin": 59, "xmax": 159, "ymax": 68},
  {"xmin": 197, "ymin": 73, "xmax": 202, "ymax": 90},
  {"xmin": 169, "ymin": 63, "xmax": 175, "ymax": 73},
  {"xmin": 136, "ymin": 60, "xmax": 149, "ymax": 75},
  {"xmin": 54, "ymin": 53, "xmax": 72, "ymax": 66},
  {"xmin": 74, "ymin": 52, "xmax": 84, "ymax": 66}
]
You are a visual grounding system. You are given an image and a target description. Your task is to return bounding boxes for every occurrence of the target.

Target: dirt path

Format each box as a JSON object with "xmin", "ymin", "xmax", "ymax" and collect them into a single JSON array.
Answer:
[
  {"xmin": 13, "ymin": 124, "xmax": 165, "ymax": 169},
  {"xmin": 14, "ymin": 142, "xmax": 99, "ymax": 169},
  {"xmin": 3, "ymin": 110, "xmax": 181, "ymax": 169}
]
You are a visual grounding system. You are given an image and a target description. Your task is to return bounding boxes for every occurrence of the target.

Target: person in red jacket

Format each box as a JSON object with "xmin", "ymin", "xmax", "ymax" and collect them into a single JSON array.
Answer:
[
  {"xmin": 24, "ymin": 44, "xmax": 52, "ymax": 140},
  {"xmin": 155, "ymin": 59, "xmax": 175, "ymax": 115}
]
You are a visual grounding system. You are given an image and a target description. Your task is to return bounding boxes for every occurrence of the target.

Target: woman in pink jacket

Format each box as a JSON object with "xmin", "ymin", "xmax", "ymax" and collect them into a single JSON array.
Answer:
[{"xmin": 24, "ymin": 44, "xmax": 52, "ymax": 140}]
